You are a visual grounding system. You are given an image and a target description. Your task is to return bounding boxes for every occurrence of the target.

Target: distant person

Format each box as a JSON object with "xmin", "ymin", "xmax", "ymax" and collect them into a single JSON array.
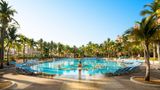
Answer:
[
  {"xmin": 58, "ymin": 65, "xmax": 61, "ymax": 69},
  {"xmin": 136, "ymin": 54, "xmax": 140, "ymax": 60},
  {"xmin": 78, "ymin": 61, "xmax": 82, "ymax": 80}
]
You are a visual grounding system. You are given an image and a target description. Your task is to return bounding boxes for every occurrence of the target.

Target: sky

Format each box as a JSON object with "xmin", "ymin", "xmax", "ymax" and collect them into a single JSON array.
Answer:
[{"xmin": 8, "ymin": 0, "xmax": 153, "ymax": 47}]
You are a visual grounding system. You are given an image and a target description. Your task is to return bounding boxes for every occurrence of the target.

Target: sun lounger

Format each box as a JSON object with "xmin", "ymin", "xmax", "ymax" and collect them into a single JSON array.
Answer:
[
  {"xmin": 15, "ymin": 63, "xmax": 40, "ymax": 75},
  {"xmin": 128, "ymin": 66, "xmax": 139, "ymax": 73},
  {"xmin": 112, "ymin": 66, "xmax": 139, "ymax": 76},
  {"xmin": 113, "ymin": 68, "xmax": 125, "ymax": 75},
  {"xmin": 9, "ymin": 61, "xmax": 16, "ymax": 65}
]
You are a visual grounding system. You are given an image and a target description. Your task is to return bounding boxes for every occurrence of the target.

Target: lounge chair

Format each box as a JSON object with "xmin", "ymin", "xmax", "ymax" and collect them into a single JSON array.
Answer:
[
  {"xmin": 127, "ymin": 66, "xmax": 139, "ymax": 73},
  {"xmin": 15, "ymin": 64, "xmax": 40, "ymax": 75},
  {"xmin": 119, "ymin": 67, "xmax": 132, "ymax": 74},
  {"xmin": 113, "ymin": 68, "xmax": 125, "ymax": 75},
  {"xmin": 112, "ymin": 66, "xmax": 139, "ymax": 76},
  {"xmin": 9, "ymin": 61, "xmax": 16, "ymax": 65}
]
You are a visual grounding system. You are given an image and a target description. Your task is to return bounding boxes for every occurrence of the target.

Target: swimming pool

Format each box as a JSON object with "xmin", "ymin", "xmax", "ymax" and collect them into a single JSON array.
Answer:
[{"xmin": 30, "ymin": 58, "xmax": 124, "ymax": 75}]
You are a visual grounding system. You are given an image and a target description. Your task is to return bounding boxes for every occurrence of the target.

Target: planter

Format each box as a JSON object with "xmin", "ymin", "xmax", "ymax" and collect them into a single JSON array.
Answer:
[
  {"xmin": 1, "ymin": 80, "xmax": 16, "ymax": 90},
  {"xmin": 130, "ymin": 76, "xmax": 160, "ymax": 87}
]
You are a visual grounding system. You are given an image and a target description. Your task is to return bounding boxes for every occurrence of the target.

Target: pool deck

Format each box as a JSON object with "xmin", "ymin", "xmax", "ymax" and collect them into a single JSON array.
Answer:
[{"xmin": 0, "ymin": 65, "xmax": 160, "ymax": 90}]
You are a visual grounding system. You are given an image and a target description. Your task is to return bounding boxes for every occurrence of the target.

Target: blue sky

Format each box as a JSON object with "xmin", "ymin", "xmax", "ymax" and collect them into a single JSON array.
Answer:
[{"xmin": 8, "ymin": 0, "xmax": 153, "ymax": 46}]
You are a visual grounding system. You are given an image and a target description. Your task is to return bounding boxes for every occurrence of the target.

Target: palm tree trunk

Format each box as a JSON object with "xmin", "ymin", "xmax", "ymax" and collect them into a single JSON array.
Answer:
[
  {"xmin": 153, "ymin": 43, "xmax": 156, "ymax": 59},
  {"xmin": 157, "ymin": 42, "xmax": 160, "ymax": 63},
  {"xmin": 0, "ymin": 29, "xmax": 5, "ymax": 69},
  {"xmin": 6, "ymin": 45, "xmax": 11, "ymax": 66},
  {"xmin": 143, "ymin": 49, "xmax": 146, "ymax": 62},
  {"xmin": 144, "ymin": 41, "xmax": 150, "ymax": 81},
  {"xmin": 23, "ymin": 44, "xmax": 25, "ymax": 62},
  {"xmin": 32, "ymin": 48, "xmax": 33, "ymax": 58},
  {"xmin": 107, "ymin": 53, "xmax": 109, "ymax": 58},
  {"xmin": 41, "ymin": 47, "xmax": 43, "ymax": 58}
]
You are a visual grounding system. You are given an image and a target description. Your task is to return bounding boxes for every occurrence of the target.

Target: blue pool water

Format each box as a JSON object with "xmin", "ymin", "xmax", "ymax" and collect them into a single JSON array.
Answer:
[{"xmin": 30, "ymin": 58, "xmax": 125, "ymax": 75}]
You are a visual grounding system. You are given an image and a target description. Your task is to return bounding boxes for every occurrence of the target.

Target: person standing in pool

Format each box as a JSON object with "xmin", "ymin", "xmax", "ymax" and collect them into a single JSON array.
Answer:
[{"xmin": 78, "ymin": 61, "xmax": 82, "ymax": 80}]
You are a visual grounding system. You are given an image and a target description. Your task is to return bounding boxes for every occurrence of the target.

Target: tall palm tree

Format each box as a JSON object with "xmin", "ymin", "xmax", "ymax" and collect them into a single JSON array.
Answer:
[
  {"xmin": 103, "ymin": 38, "xmax": 113, "ymax": 58},
  {"xmin": 28, "ymin": 38, "xmax": 35, "ymax": 58},
  {"xmin": 141, "ymin": 0, "xmax": 160, "ymax": 16},
  {"xmin": 18, "ymin": 35, "xmax": 28, "ymax": 62},
  {"xmin": 152, "ymin": 30, "xmax": 160, "ymax": 62},
  {"xmin": 6, "ymin": 26, "xmax": 18, "ymax": 65},
  {"xmin": 80, "ymin": 45, "xmax": 85, "ymax": 57},
  {"xmin": 125, "ymin": 15, "xmax": 160, "ymax": 81},
  {"xmin": 43, "ymin": 41, "xmax": 49, "ymax": 58},
  {"xmin": 0, "ymin": 0, "xmax": 17, "ymax": 69},
  {"xmin": 52, "ymin": 42, "xmax": 57, "ymax": 56},
  {"xmin": 141, "ymin": 0, "xmax": 160, "ymax": 61},
  {"xmin": 38, "ymin": 38, "xmax": 43, "ymax": 58},
  {"xmin": 49, "ymin": 41, "xmax": 54, "ymax": 57},
  {"xmin": 57, "ymin": 43, "xmax": 63, "ymax": 57}
]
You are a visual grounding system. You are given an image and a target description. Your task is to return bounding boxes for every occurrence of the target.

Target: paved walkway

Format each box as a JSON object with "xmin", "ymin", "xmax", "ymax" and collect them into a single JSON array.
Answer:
[
  {"xmin": 0, "ymin": 66, "xmax": 160, "ymax": 90},
  {"xmin": 60, "ymin": 78, "xmax": 126, "ymax": 90}
]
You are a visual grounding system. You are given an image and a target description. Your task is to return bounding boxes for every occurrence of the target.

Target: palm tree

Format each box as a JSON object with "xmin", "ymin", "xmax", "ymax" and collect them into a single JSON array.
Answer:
[
  {"xmin": 80, "ymin": 45, "xmax": 85, "ymax": 57},
  {"xmin": 52, "ymin": 42, "xmax": 57, "ymax": 56},
  {"xmin": 152, "ymin": 30, "xmax": 160, "ymax": 62},
  {"xmin": 141, "ymin": 0, "xmax": 160, "ymax": 61},
  {"xmin": 28, "ymin": 38, "xmax": 36, "ymax": 58},
  {"xmin": 15, "ymin": 40, "xmax": 22, "ymax": 58},
  {"xmin": 43, "ymin": 41, "xmax": 50, "ymax": 58},
  {"xmin": 141, "ymin": 0, "xmax": 160, "ymax": 16},
  {"xmin": 0, "ymin": 0, "xmax": 17, "ymax": 69},
  {"xmin": 57, "ymin": 43, "xmax": 64, "ymax": 57},
  {"xmin": 18, "ymin": 35, "xmax": 28, "ymax": 62},
  {"xmin": 38, "ymin": 38, "xmax": 43, "ymax": 58},
  {"xmin": 62, "ymin": 45, "xmax": 70, "ymax": 57},
  {"xmin": 86, "ymin": 41, "xmax": 95, "ymax": 57},
  {"xmin": 125, "ymin": 15, "xmax": 160, "ymax": 81},
  {"xmin": 103, "ymin": 38, "xmax": 114, "ymax": 58},
  {"xmin": 6, "ymin": 26, "xmax": 18, "ymax": 65},
  {"xmin": 50, "ymin": 41, "xmax": 54, "ymax": 56},
  {"xmin": 73, "ymin": 45, "xmax": 78, "ymax": 58}
]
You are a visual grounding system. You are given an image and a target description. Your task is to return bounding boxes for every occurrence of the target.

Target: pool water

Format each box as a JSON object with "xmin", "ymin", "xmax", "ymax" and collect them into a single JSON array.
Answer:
[{"xmin": 30, "ymin": 58, "xmax": 123, "ymax": 75}]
